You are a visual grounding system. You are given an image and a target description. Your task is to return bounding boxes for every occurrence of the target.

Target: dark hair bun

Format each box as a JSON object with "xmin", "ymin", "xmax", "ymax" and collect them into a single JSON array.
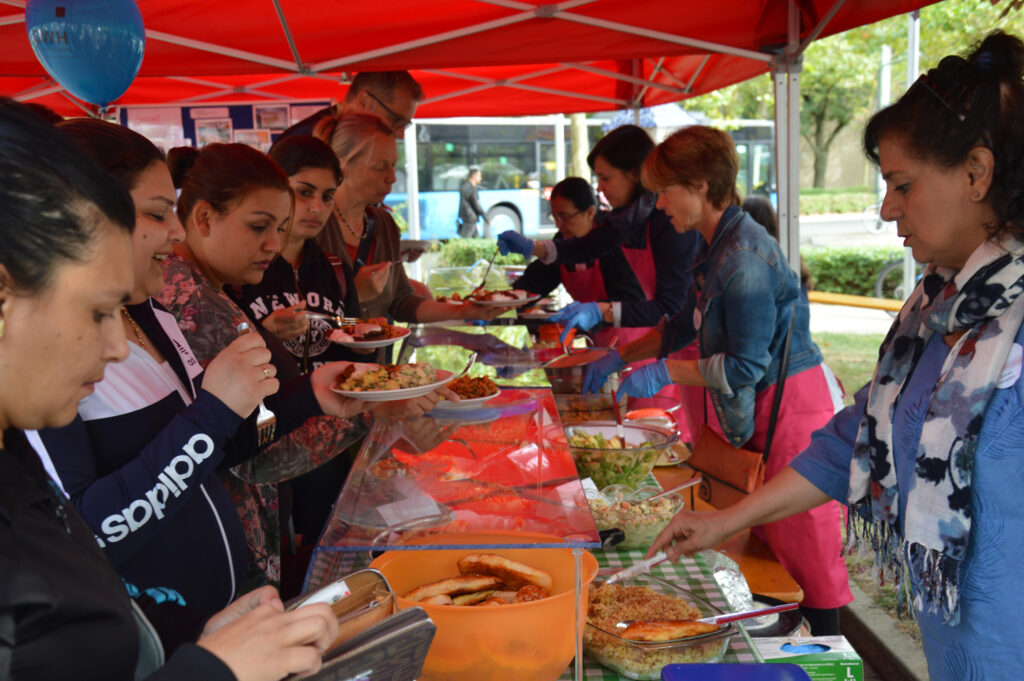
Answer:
[
  {"xmin": 167, "ymin": 146, "xmax": 199, "ymax": 189},
  {"xmin": 970, "ymin": 31, "xmax": 1024, "ymax": 80}
]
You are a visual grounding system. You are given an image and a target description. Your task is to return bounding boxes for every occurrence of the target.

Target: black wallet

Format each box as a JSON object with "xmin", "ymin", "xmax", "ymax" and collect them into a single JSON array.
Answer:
[{"xmin": 286, "ymin": 568, "xmax": 436, "ymax": 681}]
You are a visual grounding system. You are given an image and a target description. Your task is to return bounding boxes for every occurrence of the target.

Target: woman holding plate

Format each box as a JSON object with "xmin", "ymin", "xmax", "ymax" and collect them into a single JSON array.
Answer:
[
  {"xmin": 234, "ymin": 135, "xmax": 363, "ymax": 371},
  {"xmin": 314, "ymin": 113, "xmax": 506, "ymax": 324},
  {"xmin": 158, "ymin": 143, "xmax": 447, "ymax": 593}
]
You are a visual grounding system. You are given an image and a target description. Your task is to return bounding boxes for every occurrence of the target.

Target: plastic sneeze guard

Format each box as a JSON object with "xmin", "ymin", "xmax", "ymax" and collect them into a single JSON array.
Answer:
[{"xmin": 319, "ymin": 389, "xmax": 601, "ymax": 553}]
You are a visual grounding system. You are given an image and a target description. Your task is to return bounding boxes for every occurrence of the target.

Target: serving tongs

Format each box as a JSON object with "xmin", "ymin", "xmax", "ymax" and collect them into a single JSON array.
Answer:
[
  {"xmin": 614, "ymin": 602, "xmax": 800, "ymax": 629},
  {"xmin": 467, "ymin": 247, "xmax": 500, "ymax": 298}
]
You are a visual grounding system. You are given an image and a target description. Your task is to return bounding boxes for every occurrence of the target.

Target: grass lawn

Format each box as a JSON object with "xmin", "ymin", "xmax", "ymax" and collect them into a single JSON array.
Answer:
[
  {"xmin": 812, "ymin": 332, "xmax": 885, "ymax": 405},
  {"xmin": 812, "ymin": 330, "xmax": 923, "ymax": 641}
]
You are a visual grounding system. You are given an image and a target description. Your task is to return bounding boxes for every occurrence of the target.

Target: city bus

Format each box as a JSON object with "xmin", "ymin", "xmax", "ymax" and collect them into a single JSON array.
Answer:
[{"xmin": 389, "ymin": 116, "xmax": 565, "ymax": 239}]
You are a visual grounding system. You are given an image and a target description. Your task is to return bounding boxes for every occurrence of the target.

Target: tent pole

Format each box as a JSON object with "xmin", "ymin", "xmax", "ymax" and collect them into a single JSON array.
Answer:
[
  {"xmin": 555, "ymin": 114, "xmax": 566, "ymax": 184},
  {"xmin": 772, "ymin": 0, "xmax": 803, "ymax": 274},
  {"xmin": 403, "ymin": 123, "xmax": 422, "ymax": 282}
]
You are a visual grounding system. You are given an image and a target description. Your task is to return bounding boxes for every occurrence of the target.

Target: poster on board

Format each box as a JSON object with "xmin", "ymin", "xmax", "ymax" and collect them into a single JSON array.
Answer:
[
  {"xmin": 196, "ymin": 118, "xmax": 233, "ymax": 147},
  {"xmin": 254, "ymin": 104, "xmax": 290, "ymax": 130},
  {"xmin": 234, "ymin": 128, "xmax": 273, "ymax": 153}
]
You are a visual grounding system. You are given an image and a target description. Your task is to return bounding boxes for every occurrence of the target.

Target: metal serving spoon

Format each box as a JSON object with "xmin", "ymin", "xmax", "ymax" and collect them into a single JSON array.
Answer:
[{"xmin": 614, "ymin": 602, "xmax": 800, "ymax": 629}]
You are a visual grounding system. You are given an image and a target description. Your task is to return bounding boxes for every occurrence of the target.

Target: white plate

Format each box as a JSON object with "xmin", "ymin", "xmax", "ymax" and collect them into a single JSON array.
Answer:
[
  {"xmin": 518, "ymin": 308, "xmax": 556, "ymax": 319},
  {"xmin": 467, "ymin": 292, "xmax": 541, "ymax": 307},
  {"xmin": 328, "ymin": 325, "xmax": 410, "ymax": 349},
  {"xmin": 438, "ymin": 389, "xmax": 501, "ymax": 409},
  {"xmin": 332, "ymin": 368, "xmax": 454, "ymax": 401}
]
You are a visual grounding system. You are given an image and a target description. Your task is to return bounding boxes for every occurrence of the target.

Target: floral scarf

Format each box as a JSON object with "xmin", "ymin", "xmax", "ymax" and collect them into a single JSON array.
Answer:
[{"xmin": 848, "ymin": 238, "xmax": 1024, "ymax": 623}]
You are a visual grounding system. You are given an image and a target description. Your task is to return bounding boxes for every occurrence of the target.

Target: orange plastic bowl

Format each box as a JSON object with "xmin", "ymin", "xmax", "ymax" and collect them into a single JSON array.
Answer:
[{"xmin": 369, "ymin": 531, "xmax": 598, "ymax": 681}]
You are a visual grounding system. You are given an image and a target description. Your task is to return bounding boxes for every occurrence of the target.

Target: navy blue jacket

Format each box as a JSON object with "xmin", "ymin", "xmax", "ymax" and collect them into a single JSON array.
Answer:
[{"xmin": 34, "ymin": 300, "xmax": 320, "ymax": 620}]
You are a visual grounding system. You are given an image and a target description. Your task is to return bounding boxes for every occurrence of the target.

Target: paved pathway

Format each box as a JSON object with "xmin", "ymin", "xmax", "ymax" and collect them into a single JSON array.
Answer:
[{"xmin": 808, "ymin": 302, "xmax": 894, "ymax": 336}]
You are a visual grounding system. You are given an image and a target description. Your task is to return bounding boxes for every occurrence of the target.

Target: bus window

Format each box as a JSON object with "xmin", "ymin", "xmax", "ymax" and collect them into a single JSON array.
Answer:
[{"xmin": 735, "ymin": 143, "xmax": 749, "ymax": 198}]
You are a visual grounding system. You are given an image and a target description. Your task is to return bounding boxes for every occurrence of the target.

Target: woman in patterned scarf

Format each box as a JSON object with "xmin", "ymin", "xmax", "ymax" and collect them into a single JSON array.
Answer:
[{"xmin": 647, "ymin": 31, "xmax": 1024, "ymax": 681}]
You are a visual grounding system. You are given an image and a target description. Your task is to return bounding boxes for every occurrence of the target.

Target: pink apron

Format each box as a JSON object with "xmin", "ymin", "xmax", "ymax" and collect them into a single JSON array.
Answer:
[
  {"xmin": 559, "ymin": 223, "xmax": 697, "ymax": 440},
  {"xmin": 700, "ymin": 366, "xmax": 853, "ymax": 608}
]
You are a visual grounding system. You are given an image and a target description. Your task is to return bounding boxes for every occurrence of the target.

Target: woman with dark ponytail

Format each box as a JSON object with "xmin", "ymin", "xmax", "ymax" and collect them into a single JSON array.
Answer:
[
  {"xmin": 512, "ymin": 176, "xmax": 647, "ymax": 306},
  {"xmin": 646, "ymin": 32, "xmax": 1024, "ymax": 680}
]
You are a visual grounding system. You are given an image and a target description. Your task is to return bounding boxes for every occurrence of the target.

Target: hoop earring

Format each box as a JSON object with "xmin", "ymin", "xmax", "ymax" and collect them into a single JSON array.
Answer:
[{"xmin": 0, "ymin": 318, "xmax": 5, "ymax": 339}]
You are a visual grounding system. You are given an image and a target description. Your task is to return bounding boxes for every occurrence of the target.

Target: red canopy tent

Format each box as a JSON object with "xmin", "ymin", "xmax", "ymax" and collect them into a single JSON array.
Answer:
[
  {"xmin": 2, "ymin": 0, "xmax": 935, "ymax": 117},
  {"xmin": 1, "ymin": 0, "xmax": 938, "ymax": 257}
]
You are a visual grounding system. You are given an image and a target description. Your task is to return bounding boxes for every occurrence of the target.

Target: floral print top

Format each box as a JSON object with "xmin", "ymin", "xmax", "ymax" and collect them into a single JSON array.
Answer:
[{"xmin": 157, "ymin": 254, "xmax": 365, "ymax": 587}]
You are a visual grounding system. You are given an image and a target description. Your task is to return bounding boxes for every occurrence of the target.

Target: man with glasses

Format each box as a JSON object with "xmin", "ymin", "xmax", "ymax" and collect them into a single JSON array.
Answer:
[
  {"xmin": 457, "ymin": 166, "xmax": 490, "ymax": 238},
  {"xmin": 281, "ymin": 71, "xmax": 423, "ymax": 138}
]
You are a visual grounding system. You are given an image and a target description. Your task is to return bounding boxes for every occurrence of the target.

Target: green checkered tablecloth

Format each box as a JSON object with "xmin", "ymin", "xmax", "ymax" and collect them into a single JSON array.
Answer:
[
  {"xmin": 556, "ymin": 548, "xmax": 762, "ymax": 680},
  {"xmin": 305, "ymin": 546, "xmax": 761, "ymax": 680}
]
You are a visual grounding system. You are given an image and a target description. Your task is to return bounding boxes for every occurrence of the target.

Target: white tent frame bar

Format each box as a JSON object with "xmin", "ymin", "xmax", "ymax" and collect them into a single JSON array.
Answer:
[
  {"xmin": 309, "ymin": 1, "xmax": 606, "ymax": 72},
  {"xmin": 270, "ymin": 0, "xmax": 305, "ymax": 71},
  {"xmin": 564, "ymin": 61, "xmax": 687, "ymax": 96},
  {"xmin": 421, "ymin": 66, "xmax": 629, "ymax": 107},
  {"xmin": 0, "ymin": 13, "xmax": 23, "ymax": 27}
]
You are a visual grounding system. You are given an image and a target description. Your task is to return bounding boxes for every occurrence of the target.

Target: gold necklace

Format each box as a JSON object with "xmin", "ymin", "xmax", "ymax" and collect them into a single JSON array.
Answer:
[
  {"xmin": 121, "ymin": 306, "xmax": 147, "ymax": 350},
  {"xmin": 337, "ymin": 209, "xmax": 366, "ymax": 243}
]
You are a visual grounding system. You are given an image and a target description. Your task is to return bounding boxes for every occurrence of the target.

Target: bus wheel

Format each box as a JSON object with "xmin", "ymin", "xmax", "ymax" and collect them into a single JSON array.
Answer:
[{"xmin": 487, "ymin": 205, "xmax": 522, "ymax": 234}]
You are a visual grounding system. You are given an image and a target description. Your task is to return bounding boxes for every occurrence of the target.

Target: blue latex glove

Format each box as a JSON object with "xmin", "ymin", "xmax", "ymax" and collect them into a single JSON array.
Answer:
[
  {"xmin": 550, "ymin": 301, "xmax": 603, "ymax": 342},
  {"xmin": 582, "ymin": 349, "xmax": 626, "ymax": 394},
  {"xmin": 619, "ymin": 359, "xmax": 671, "ymax": 398},
  {"xmin": 497, "ymin": 230, "xmax": 534, "ymax": 257}
]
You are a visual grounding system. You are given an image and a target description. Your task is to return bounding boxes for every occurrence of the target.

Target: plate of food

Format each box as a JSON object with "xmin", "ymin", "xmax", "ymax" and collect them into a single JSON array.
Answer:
[
  {"xmin": 328, "ymin": 317, "xmax": 410, "ymax": 348},
  {"xmin": 439, "ymin": 375, "xmax": 501, "ymax": 408},
  {"xmin": 436, "ymin": 289, "xmax": 540, "ymax": 307},
  {"xmin": 518, "ymin": 307, "xmax": 557, "ymax": 320},
  {"xmin": 585, "ymin": 575, "xmax": 734, "ymax": 679},
  {"xmin": 331, "ymin": 362, "xmax": 452, "ymax": 401}
]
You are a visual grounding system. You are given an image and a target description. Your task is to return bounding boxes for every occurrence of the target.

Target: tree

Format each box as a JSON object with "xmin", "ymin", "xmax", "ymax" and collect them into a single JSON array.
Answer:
[
  {"xmin": 799, "ymin": 32, "xmax": 877, "ymax": 188},
  {"xmin": 686, "ymin": 1, "xmax": 1024, "ymax": 189}
]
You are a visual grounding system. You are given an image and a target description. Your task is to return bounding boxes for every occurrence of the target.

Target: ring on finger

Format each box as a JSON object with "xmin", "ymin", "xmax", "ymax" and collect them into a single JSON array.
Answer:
[{"xmin": 263, "ymin": 366, "xmax": 272, "ymax": 379}]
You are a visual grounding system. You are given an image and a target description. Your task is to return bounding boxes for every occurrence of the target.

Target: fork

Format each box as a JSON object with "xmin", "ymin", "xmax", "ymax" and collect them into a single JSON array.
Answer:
[
  {"xmin": 236, "ymin": 322, "xmax": 277, "ymax": 446},
  {"xmin": 305, "ymin": 311, "xmax": 360, "ymax": 326}
]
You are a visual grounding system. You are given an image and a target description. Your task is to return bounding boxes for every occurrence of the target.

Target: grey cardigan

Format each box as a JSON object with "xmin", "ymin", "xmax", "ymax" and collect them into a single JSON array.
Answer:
[{"xmin": 316, "ymin": 205, "xmax": 427, "ymax": 321}]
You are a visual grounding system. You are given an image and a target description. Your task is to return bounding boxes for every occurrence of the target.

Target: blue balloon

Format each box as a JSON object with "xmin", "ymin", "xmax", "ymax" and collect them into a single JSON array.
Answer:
[{"xmin": 25, "ymin": 0, "xmax": 145, "ymax": 106}]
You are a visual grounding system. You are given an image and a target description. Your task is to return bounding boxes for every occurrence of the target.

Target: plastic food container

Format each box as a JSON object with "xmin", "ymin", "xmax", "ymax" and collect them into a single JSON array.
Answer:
[
  {"xmin": 565, "ymin": 421, "xmax": 678, "ymax": 488},
  {"xmin": 542, "ymin": 347, "xmax": 620, "ymax": 395},
  {"xmin": 585, "ymin": 574, "xmax": 735, "ymax": 680},
  {"xmin": 369, "ymin": 531, "xmax": 598, "ymax": 681},
  {"xmin": 553, "ymin": 392, "xmax": 627, "ymax": 423},
  {"xmin": 587, "ymin": 485, "xmax": 683, "ymax": 550}
]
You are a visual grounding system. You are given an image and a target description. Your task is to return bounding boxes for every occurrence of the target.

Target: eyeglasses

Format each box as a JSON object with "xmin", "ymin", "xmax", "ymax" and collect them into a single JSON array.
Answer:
[
  {"xmin": 365, "ymin": 91, "xmax": 412, "ymax": 131},
  {"xmin": 547, "ymin": 209, "xmax": 582, "ymax": 224}
]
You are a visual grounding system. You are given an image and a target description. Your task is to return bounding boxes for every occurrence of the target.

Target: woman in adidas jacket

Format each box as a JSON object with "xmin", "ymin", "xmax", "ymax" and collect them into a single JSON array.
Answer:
[{"xmin": 33, "ymin": 120, "xmax": 368, "ymax": 633}]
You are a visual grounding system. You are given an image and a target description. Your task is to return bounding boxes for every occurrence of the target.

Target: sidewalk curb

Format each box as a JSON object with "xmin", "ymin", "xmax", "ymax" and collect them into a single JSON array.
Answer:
[{"xmin": 841, "ymin": 582, "xmax": 929, "ymax": 681}]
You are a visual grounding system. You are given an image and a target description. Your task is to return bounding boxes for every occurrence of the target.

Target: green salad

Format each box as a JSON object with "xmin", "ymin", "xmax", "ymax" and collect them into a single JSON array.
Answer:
[{"xmin": 567, "ymin": 429, "xmax": 659, "ymax": 488}]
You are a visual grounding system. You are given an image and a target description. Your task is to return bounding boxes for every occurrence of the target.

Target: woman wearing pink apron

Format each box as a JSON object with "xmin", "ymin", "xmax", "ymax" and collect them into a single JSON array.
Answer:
[
  {"xmin": 600, "ymin": 126, "xmax": 851, "ymax": 635},
  {"xmin": 500, "ymin": 126, "xmax": 703, "ymax": 435}
]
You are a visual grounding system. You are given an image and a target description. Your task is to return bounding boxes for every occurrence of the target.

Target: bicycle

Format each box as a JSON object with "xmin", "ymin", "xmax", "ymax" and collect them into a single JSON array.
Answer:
[
  {"xmin": 861, "ymin": 201, "xmax": 895, "ymax": 234},
  {"xmin": 873, "ymin": 257, "xmax": 924, "ymax": 316}
]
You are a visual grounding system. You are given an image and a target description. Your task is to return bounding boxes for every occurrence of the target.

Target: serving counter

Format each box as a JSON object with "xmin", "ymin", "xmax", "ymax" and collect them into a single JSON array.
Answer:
[{"xmin": 305, "ymin": 322, "xmax": 798, "ymax": 680}]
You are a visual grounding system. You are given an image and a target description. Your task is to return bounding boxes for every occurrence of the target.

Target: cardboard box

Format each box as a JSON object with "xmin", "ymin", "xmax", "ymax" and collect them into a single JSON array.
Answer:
[{"xmin": 752, "ymin": 636, "xmax": 863, "ymax": 681}]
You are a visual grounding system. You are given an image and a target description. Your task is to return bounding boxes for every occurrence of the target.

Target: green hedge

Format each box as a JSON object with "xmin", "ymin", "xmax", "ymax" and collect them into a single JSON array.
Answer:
[
  {"xmin": 799, "ymin": 191, "xmax": 876, "ymax": 216},
  {"xmin": 432, "ymin": 239, "xmax": 903, "ymax": 299},
  {"xmin": 801, "ymin": 245, "xmax": 904, "ymax": 297},
  {"xmin": 437, "ymin": 238, "xmax": 526, "ymax": 267}
]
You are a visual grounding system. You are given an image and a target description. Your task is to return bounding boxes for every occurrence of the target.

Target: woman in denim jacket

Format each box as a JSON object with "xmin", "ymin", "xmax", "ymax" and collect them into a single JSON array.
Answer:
[{"xmin": 587, "ymin": 125, "xmax": 851, "ymax": 633}]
